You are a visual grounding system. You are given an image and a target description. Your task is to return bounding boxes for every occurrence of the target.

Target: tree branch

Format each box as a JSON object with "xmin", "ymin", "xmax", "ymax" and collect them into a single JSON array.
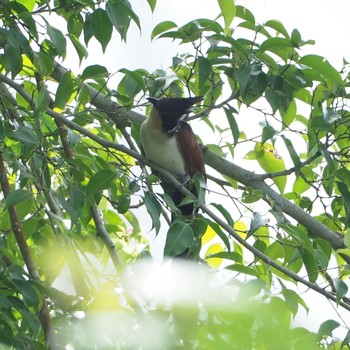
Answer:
[{"xmin": 0, "ymin": 153, "xmax": 57, "ymax": 348}]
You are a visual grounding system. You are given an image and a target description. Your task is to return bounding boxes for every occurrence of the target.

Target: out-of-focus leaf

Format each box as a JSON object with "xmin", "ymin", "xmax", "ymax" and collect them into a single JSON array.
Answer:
[
  {"xmin": 4, "ymin": 189, "xmax": 33, "ymax": 210},
  {"xmin": 198, "ymin": 56, "xmax": 212, "ymax": 87},
  {"xmin": 332, "ymin": 277, "xmax": 348, "ymax": 304},
  {"xmin": 86, "ymin": 169, "xmax": 116, "ymax": 200},
  {"xmin": 55, "ymin": 70, "xmax": 76, "ymax": 109},
  {"xmin": 164, "ymin": 221, "xmax": 193, "ymax": 256}
]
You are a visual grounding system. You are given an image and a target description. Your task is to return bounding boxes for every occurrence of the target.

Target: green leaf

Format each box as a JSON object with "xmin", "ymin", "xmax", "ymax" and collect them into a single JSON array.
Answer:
[
  {"xmin": 55, "ymin": 70, "xmax": 76, "ymax": 109},
  {"xmin": 323, "ymin": 107, "xmax": 340, "ymax": 124},
  {"xmin": 211, "ymin": 203, "xmax": 234, "ymax": 227},
  {"xmin": 208, "ymin": 221, "xmax": 230, "ymax": 250},
  {"xmin": 261, "ymin": 124, "xmax": 275, "ymax": 145},
  {"xmin": 332, "ymin": 277, "xmax": 348, "ymax": 304},
  {"xmin": 81, "ymin": 65, "xmax": 109, "ymax": 81},
  {"xmin": 223, "ymin": 107, "xmax": 240, "ymax": 146},
  {"xmin": 198, "ymin": 56, "xmax": 212, "ymax": 87},
  {"xmin": 3, "ymin": 43, "xmax": 23, "ymax": 78},
  {"xmin": 235, "ymin": 5, "xmax": 255, "ymax": 23},
  {"xmin": 225, "ymin": 264, "xmax": 259, "ymax": 277},
  {"xmin": 336, "ymin": 182, "xmax": 350, "ymax": 226},
  {"xmin": 341, "ymin": 330, "xmax": 350, "ymax": 348},
  {"xmin": 151, "ymin": 21, "xmax": 177, "ymax": 40},
  {"xmin": 35, "ymin": 85, "xmax": 50, "ymax": 117},
  {"xmin": 281, "ymin": 135, "xmax": 301, "ymax": 174},
  {"xmin": 4, "ymin": 189, "xmax": 33, "ymax": 211},
  {"xmin": 317, "ymin": 319, "xmax": 340, "ymax": 341},
  {"xmin": 147, "ymin": 0, "xmax": 157, "ymax": 12},
  {"xmin": 264, "ymin": 19, "xmax": 289, "ymax": 37},
  {"xmin": 260, "ymin": 37, "xmax": 294, "ymax": 52},
  {"xmin": 92, "ymin": 8, "xmax": 113, "ymax": 52},
  {"xmin": 217, "ymin": 0, "xmax": 236, "ymax": 35},
  {"xmin": 299, "ymin": 55, "xmax": 342, "ymax": 87},
  {"xmin": 44, "ymin": 20, "xmax": 66, "ymax": 57},
  {"xmin": 144, "ymin": 192, "xmax": 161, "ymax": 234},
  {"xmin": 86, "ymin": 169, "xmax": 116, "ymax": 200},
  {"xmin": 242, "ymin": 187, "xmax": 263, "ymax": 203},
  {"xmin": 280, "ymin": 99, "xmax": 296, "ymax": 129},
  {"xmin": 8, "ymin": 125, "xmax": 38, "ymax": 145},
  {"xmin": 69, "ymin": 34, "xmax": 88, "ymax": 64},
  {"xmin": 164, "ymin": 221, "xmax": 193, "ymax": 256},
  {"xmin": 106, "ymin": 1, "xmax": 131, "ymax": 42},
  {"xmin": 300, "ymin": 249, "xmax": 318, "ymax": 283}
]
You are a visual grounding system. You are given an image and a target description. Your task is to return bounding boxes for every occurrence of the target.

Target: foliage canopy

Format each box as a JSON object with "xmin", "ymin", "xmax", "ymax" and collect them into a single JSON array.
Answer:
[{"xmin": 0, "ymin": 0, "xmax": 350, "ymax": 348}]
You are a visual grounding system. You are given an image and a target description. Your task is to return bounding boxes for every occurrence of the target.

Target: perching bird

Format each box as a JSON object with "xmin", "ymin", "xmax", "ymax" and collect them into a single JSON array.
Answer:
[{"xmin": 140, "ymin": 96, "xmax": 206, "ymax": 217}]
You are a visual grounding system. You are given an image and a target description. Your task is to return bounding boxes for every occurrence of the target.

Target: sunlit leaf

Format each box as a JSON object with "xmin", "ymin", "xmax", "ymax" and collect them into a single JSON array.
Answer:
[{"xmin": 217, "ymin": 0, "xmax": 236, "ymax": 35}]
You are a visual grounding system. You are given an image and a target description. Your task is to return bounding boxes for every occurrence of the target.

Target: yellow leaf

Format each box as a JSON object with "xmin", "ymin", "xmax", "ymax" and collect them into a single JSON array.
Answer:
[
  {"xmin": 204, "ymin": 243, "xmax": 224, "ymax": 269},
  {"xmin": 201, "ymin": 225, "xmax": 216, "ymax": 244},
  {"xmin": 234, "ymin": 221, "xmax": 247, "ymax": 238}
]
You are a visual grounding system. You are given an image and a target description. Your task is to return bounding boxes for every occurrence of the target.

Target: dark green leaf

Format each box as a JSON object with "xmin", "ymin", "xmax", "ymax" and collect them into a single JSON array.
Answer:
[
  {"xmin": 81, "ymin": 65, "xmax": 109, "ymax": 81},
  {"xmin": 54, "ymin": 70, "xmax": 76, "ymax": 109},
  {"xmin": 260, "ymin": 37, "xmax": 294, "ymax": 52},
  {"xmin": 317, "ymin": 319, "xmax": 340, "ymax": 341},
  {"xmin": 211, "ymin": 203, "xmax": 234, "ymax": 227},
  {"xmin": 198, "ymin": 56, "xmax": 212, "ymax": 87},
  {"xmin": 86, "ymin": 169, "xmax": 116, "ymax": 200},
  {"xmin": 35, "ymin": 85, "xmax": 49, "ymax": 116},
  {"xmin": 281, "ymin": 135, "xmax": 301, "ymax": 174},
  {"xmin": 106, "ymin": 1, "xmax": 130, "ymax": 42},
  {"xmin": 44, "ymin": 20, "xmax": 66, "ymax": 57},
  {"xmin": 332, "ymin": 277, "xmax": 348, "ymax": 304},
  {"xmin": 144, "ymin": 192, "xmax": 161, "ymax": 234},
  {"xmin": 341, "ymin": 329, "xmax": 350, "ymax": 348},
  {"xmin": 3, "ymin": 43, "xmax": 23, "ymax": 78},
  {"xmin": 8, "ymin": 126, "xmax": 38, "ymax": 145},
  {"xmin": 300, "ymin": 249, "xmax": 318, "ymax": 283},
  {"xmin": 223, "ymin": 107, "xmax": 240, "ymax": 145},
  {"xmin": 208, "ymin": 221, "xmax": 230, "ymax": 250},
  {"xmin": 164, "ymin": 221, "xmax": 193, "ymax": 256},
  {"xmin": 226, "ymin": 264, "xmax": 259, "ymax": 277},
  {"xmin": 92, "ymin": 8, "xmax": 113, "ymax": 52},
  {"xmin": 69, "ymin": 34, "xmax": 88, "ymax": 64},
  {"xmin": 4, "ymin": 189, "xmax": 33, "ymax": 210},
  {"xmin": 151, "ymin": 21, "xmax": 177, "ymax": 40},
  {"xmin": 261, "ymin": 124, "xmax": 275, "ymax": 145}
]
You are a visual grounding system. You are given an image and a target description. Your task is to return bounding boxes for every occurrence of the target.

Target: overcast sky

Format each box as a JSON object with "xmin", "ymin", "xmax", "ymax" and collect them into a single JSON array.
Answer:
[{"xmin": 78, "ymin": 0, "xmax": 350, "ymax": 75}]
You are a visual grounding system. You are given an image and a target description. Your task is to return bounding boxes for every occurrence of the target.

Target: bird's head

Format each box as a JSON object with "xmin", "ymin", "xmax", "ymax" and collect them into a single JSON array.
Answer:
[{"xmin": 147, "ymin": 96, "xmax": 203, "ymax": 134}]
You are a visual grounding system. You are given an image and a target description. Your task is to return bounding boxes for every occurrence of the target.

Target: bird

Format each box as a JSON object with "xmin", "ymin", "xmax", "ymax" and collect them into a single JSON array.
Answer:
[{"xmin": 140, "ymin": 96, "xmax": 206, "ymax": 217}]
